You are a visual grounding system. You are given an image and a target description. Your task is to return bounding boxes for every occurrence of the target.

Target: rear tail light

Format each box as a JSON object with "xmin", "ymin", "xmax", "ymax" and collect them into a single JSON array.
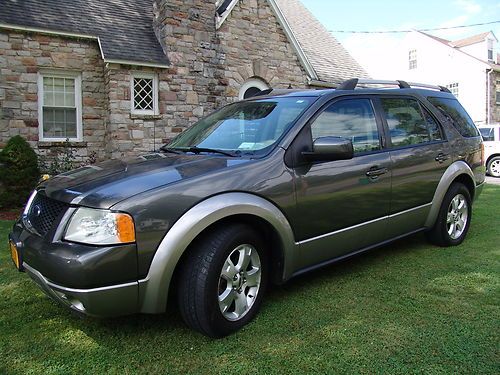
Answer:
[{"xmin": 480, "ymin": 143, "xmax": 485, "ymax": 165}]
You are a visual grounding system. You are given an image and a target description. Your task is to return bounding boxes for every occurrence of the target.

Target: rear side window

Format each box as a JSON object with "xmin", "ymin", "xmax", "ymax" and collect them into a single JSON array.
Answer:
[
  {"xmin": 310, "ymin": 98, "xmax": 380, "ymax": 154},
  {"xmin": 380, "ymin": 98, "xmax": 435, "ymax": 147},
  {"xmin": 479, "ymin": 127, "xmax": 494, "ymax": 141},
  {"xmin": 427, "ymin": 97, "xmax": 479, "ymax": 137}
]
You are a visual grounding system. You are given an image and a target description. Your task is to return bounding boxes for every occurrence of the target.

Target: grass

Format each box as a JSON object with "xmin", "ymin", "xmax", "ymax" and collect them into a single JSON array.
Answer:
[{"xmin": 1, "ymin": 186, "xmax": 499, "ymax": 374}]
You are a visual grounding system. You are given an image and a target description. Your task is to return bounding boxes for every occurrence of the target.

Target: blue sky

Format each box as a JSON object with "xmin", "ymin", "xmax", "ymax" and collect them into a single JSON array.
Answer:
[{"xmin": 300, "ymin": 0, "xmax": 500, "ymax": 77}]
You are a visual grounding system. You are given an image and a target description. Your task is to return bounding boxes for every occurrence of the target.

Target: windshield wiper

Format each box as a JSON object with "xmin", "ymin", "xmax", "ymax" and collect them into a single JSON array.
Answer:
[
  {"xmin": 158, "ymin": 146, "xmax": 182, "ymax": 154},
  {"xmin": 183, "ymin": 147, "xmax": 238, "ymax": 157}
]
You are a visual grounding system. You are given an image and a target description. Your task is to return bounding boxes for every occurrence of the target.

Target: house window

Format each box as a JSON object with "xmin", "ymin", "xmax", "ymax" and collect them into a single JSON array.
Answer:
[
  {"xmin": 38, "ymin": 72, "xmax": 82, "ymax": 141},
  {"xmin": 446, "ymin": 82, "xmax": 459, "ymax": 97},
  {"xmin": 487, "ymin": 39, "xmax": 494, "ymax": 61},
  {"xmin": 131, "ymin": 72, "xmax": 158, "ymax": 115},
  {"xmin": 409, "ymin": 49, "xmax": 417, "ymax": 70},
  {"xmin": 496, "ymin": 91, "xmax": 500, "ymax": 105},
  {"xmin": 238, "ymin": 78, "xmax": 269, "ymax": 100}
]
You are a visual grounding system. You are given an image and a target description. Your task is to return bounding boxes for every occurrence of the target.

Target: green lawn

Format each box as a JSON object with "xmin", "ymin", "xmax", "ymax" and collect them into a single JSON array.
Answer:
[{"xmin": 1, "ymin": 186, "xmax": 499, "ymax": 374}]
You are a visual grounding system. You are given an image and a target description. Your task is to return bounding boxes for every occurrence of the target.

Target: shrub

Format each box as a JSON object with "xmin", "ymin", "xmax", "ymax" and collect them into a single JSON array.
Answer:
[{"xmin": 0, "ymin": 136, "xmax": 40, "ymax": 208}]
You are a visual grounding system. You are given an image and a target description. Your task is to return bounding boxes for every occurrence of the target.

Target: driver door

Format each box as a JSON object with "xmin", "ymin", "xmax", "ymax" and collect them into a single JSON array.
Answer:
[{"xmin": 291, "ymin": 97, "xmax": 392, "ymax": 270}]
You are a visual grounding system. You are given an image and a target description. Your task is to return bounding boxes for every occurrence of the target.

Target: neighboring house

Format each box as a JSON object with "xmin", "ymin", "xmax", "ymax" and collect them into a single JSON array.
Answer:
[
  {"xmin": 0, "ymin": 0, "xmax": 368, "ymax": 162},
  {"xmin": 400, "ymin": 30, "xmax": 500, "ymax": 124}
]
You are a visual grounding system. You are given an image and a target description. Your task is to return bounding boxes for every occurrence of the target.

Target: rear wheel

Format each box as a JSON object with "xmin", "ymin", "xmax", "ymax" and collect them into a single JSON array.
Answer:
[
  {"xmin": 426, "ymin": 182, "xmax": 472, "ymax": 247},
  {"xmin": 487, "ymin": 156, "xmax": 500, "ymax": 177},
  {"xmin": 177, "ymin": 223, "xmax": 268, "ymax": 338}
]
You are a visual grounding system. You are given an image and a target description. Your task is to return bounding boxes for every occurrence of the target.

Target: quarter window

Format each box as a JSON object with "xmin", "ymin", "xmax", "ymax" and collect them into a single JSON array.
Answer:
[
  {"xmin": 427, "ymin": 97, "xmax": 480, "ymax": 138},
  {"xmin": 380, "ymin": 98, "xmax": 431, "ymax": 147},
  {"xmin": 131, "ymin": 72, "xmax": 158, "ymax": 115},
  {"xmin": 310, "ymin": 99, "xmax": 380, "ymax": 154},
  {"xmin": 38, "ymin": 73, "xmax": 82, "ymax": 141}
]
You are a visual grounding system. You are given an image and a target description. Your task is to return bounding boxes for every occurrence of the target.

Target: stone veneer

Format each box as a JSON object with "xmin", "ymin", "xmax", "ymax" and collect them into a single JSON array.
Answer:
[
  {"xmin": 1, "ymin": 0, "xmax": 312, "ymax": 161},
  {"xmin": 0, "ymin": 31, "xmax": 107, "ymax": 162}
]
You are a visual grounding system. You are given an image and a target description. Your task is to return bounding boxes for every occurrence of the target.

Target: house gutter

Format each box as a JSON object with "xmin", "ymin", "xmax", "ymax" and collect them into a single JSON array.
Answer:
[
  {"xmin": 487, "ymin": 68, "xmax": 492, "ymax": 124},
  {"xmin": 0, "ymin": 23, "xmax": 169, "ymax": 69}
]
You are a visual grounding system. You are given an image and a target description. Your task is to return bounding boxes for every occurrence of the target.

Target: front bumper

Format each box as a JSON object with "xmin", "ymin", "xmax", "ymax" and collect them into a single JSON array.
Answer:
[{"xmin": 23, "ymin": 262, "xmax": 139, "ymax": 317}]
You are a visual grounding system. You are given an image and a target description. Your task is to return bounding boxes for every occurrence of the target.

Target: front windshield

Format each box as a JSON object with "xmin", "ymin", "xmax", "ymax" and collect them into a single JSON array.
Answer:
[{"xmin": 166, "ymin": 97, "xmax": 314, "ymax": 154}]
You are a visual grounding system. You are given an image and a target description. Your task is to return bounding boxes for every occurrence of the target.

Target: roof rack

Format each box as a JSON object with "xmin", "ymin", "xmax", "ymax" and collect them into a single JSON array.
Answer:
[{"xmin": 337, "ymin": 78, "xmax": 451, "ymax": 93}]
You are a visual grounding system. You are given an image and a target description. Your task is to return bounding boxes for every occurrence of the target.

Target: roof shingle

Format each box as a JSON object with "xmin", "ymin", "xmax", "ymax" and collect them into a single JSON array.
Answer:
[
  {"xmin": 274, "ymin": 0, "xmax": 369, "ymax": 83},
  {"xmin": 0, "ymin": 0, "xmax": 169, "ymax": 66}
]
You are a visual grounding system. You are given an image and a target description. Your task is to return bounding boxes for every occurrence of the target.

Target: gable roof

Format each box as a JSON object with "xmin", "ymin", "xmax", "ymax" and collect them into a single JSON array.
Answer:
[
  {"xmin": 450, "ymin": 32, "xmax": 494, "ymax": 48},
  {"xmin": 273, "ymin": 0, "xmax": 369, "ymax": 84},
  {"xmin": 0, "ymin": 0, "xmax": 169, "ymax": 67}
]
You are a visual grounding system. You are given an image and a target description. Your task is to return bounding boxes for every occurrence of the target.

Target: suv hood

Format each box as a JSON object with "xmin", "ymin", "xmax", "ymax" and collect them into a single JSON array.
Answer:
[{"xmin": 38, "ymin": 153, "xmax": 251, "ymax": 208}]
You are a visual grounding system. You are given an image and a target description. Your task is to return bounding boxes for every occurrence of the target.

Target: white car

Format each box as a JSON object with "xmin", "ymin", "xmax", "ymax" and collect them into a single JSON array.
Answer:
[{"xmin": 478, "ymin": 124, "xmax": 500, "ymax": 177}]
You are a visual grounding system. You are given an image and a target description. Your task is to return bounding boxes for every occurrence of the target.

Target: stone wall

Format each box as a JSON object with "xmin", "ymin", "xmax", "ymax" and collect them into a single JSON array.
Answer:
[
  {"xmin": 490, "ymin": 70, "xmax": 500, "ymax": 123},
  {"xmin": 0, "ymin": 30, "xmax": 107, "ymax": 163},
  {"xmin": 217, "ymin": 0, "xmax": 309, "ymax": 99}
]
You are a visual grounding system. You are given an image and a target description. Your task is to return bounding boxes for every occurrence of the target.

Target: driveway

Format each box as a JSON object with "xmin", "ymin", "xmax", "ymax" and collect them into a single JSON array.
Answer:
[{"xmin": 485, "ymin": 176, "xmax": 500, "ymax": 185}]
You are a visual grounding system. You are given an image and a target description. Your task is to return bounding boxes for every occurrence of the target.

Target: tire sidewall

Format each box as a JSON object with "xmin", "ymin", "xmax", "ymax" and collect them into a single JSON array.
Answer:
[
  {"xmin": 487, "ymin": 156, "xmax": 500, "ymax": 177},
  {"xmin": 203, "ymin": 225, "xmax": 269, "ymax": 337},
  {"xmin": 438, "ymin": 183, "xmax": 472, "ymax": 246}
]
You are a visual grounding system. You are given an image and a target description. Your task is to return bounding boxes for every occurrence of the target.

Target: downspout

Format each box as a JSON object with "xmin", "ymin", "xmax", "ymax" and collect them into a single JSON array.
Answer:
[{"xmin": 487, "ymin": 68, "xmax": 492, "ymax": 124}]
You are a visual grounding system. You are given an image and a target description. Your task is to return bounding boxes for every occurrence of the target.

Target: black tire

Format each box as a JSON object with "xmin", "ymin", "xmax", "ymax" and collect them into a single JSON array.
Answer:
[
  {"xmin": 177, "ymin": 223, "xmax": 268, "ymax": 338},
  {"xmin": 426, "ymin": 182, "xmax": 472, "ymax": 247},
  {"xmin": 487, "ymin": 156, "xmax": 500, "ymax": 177}
]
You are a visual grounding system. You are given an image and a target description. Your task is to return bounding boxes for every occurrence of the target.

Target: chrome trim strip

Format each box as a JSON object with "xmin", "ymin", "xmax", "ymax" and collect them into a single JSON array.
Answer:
[
  {"xmin": 297, "ymin": 202, "xmax": 432, "ymax": 245},
  {"xmin": 23, "ymin": 262, "xmax": 139, "ymax": 294}
]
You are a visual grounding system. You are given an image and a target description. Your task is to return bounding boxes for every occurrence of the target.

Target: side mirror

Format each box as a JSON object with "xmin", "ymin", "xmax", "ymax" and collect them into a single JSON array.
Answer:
[{"xmin": 302, "ymin": 136, "xmax": 354, "ymax": 162}]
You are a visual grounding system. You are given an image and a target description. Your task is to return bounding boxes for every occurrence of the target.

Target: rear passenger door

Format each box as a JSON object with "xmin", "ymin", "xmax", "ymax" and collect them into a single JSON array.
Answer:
[{"xmin": 376, "ymin": 96, "xmax": 451, "ymax": 237}]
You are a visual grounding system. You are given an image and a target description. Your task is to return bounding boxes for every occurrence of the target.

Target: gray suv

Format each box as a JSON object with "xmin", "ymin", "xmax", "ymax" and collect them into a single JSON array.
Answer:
[{"xmin": 9, "ymin": 79, "xmax": 485, "ymax": 337}]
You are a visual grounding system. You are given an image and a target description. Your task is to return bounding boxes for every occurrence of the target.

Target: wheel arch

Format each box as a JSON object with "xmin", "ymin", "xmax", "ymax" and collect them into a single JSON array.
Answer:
[
  {"xmin": 138, "ymin": 192, "xmax": 297, "ymax": 314},
  {"xmin": 486, "ymin": 153, "xmax": 500, "ymax": 167},
  {"xmin": 425, "ymin": 160, "xmax": 476, "ymax": 228}
]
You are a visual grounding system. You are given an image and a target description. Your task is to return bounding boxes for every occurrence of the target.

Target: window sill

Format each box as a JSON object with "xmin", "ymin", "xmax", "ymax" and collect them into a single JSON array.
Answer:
[
  {"xmin": 38, "ymin": 141, "xmax": 87, "ymax": 148},
  {"xmin": 130, "ymin": 114, "xmax": 162, "ymax": 120}
]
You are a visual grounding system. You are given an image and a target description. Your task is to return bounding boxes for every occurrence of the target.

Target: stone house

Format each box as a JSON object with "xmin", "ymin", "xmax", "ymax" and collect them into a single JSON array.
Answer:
[{"xmin": 0, "ymin": 0, "xmax": 368, "ymax": 162}]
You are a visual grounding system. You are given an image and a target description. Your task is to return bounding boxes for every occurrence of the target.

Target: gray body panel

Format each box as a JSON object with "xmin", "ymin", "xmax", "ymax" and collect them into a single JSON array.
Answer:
[{"xmin": 10, "ymin": 87, "xmax": 486, "ymax": 317}]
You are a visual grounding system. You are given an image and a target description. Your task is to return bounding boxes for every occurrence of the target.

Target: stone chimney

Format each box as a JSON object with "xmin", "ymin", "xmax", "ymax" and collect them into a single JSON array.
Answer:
[{"xmin": 153, "ymin": 1, "xmax": 225, "ymax": 114}]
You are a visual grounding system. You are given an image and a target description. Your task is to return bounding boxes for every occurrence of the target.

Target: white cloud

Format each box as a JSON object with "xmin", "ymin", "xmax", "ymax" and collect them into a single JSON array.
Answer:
[{"xmin": 454, "ymin": 0, "xmax": 482, "ymax": 14}]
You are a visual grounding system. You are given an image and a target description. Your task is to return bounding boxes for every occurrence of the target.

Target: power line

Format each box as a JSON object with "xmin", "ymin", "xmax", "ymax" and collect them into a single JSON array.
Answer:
[{"xmin": 329, "ymin": 20, "xmax": 500, "ymax": 34}]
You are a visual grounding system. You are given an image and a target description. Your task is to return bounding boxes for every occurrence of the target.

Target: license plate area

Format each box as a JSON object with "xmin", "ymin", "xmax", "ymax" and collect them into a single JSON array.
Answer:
[{"xmin": 9, "ymin": 240, "xmax": 22, "ymax": 270}]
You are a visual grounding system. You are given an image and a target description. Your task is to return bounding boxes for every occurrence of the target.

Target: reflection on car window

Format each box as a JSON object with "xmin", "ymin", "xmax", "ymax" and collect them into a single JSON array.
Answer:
[
  {"xmin": 427, "ymin": 97, "xmax": 480, "ymax": 138},
  {"xmin": 479, "ymin": 127, "xmax": 494, "ymax": 141},
  {"xmin": 381, "ymin": 98, "xmax": 432, "ymax": 147},
  {"xmin": 167, "ymin": 97, "xmax": 313, "ymax": 153},
  {"xmin": 310, "ymin": 98, "xmax": 380, "ymax": 154}
]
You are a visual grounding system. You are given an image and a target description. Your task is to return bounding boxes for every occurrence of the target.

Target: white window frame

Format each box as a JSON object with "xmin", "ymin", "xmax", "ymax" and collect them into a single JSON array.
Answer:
[
  {"xmin": 130, "ymin": 72, "xmax": 159, "ymax": 115},
  {"xmin": 37, "ymin": 71, "xmax": 82, "ymax": 142},
  {"xmin": 409, "ymin": 49, "xmax": 417, "ymax": 70},
  {"xmin": 446, "ymin": 82, "xmax": 459, "ymax": 97},
  {"xmin": 238, "ymin": 78, "xmax": 269, "ymax": 100}
]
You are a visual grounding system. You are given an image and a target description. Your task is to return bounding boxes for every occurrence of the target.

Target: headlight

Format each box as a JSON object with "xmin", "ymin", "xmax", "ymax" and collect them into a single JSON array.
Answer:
[{"xmin": 64, "ymin": 208, "xmax": 135, "ymax": 245}]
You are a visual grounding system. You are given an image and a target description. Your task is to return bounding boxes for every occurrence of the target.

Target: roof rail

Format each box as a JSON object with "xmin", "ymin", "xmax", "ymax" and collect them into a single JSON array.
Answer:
[{"xmin": 337, "ymin": 78, "xmax": 451, "ymax": 92}]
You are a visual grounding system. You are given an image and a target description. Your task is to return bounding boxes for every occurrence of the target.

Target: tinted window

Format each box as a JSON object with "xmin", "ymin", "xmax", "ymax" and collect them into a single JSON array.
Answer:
[
  {"xmin": 422, "ymin": 107, "xmax": 443, "ymax": 141},
  {"xmin": 310, "ymin": 98, "xmax": 380, "ymax": 154},
  {"xmin": 479, "ymin": 127, "xmax": 494, "ymax": 141},
  {"xmin": 380, "ymin": 98, "xmax": 430, "ymax": 147},
  {"xmin": 427, "ymin": 97, "xmax": 480, "ymax": 137}
]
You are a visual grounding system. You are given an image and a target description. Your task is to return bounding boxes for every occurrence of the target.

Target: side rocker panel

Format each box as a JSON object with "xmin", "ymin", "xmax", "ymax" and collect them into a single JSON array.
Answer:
[
  {"xmin": 424, "ymin": 160, "xmax": 475, "ymax": 228},
  {"xmin": 138, "ymin": 192, "xmax": 297, "ymax": 314}
]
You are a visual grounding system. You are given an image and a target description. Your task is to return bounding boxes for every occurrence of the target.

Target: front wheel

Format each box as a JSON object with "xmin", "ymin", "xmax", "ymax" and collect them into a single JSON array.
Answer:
[
  {"xmin": 426, "ymin": 182, "xmax": 472, "ymax": 247},
  {"xmin": 177, "ymin": 223, "xmax": 268, "ymax": 338},
  {"xmin": 487, "ymin": 156, "xmax": 500, "ymax": 177}
]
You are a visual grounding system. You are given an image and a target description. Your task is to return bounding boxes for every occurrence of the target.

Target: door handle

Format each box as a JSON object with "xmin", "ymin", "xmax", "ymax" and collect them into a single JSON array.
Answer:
[
  {"xmin": 366, "ymin": 167, "xmax": 388, "ymax": 178},
  {"xmin": 435, "ymin": 153, "xmax": 450, "ymax": 163}
]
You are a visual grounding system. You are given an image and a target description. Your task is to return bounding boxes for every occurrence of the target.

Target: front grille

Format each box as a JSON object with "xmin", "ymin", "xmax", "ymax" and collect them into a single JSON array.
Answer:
[{"xmin": 26, "ymin": 193, "xmax": 68, "ymax": 236}]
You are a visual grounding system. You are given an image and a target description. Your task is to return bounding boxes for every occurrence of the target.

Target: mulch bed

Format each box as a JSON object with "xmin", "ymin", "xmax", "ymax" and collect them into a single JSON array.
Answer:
[{"xmin": 0, "ymin": 209, "xmax": 21, "ymax": 221}]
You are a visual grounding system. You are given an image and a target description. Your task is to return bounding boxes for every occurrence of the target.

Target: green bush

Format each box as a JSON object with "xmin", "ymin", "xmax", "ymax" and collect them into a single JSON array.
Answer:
[{"xmin": 0, "ymin": 136, "xmax": 40, "ymax": 208}]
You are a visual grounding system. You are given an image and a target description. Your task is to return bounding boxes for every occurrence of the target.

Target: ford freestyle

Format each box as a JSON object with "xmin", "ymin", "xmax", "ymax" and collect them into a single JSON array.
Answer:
[{"xmin": 9, "ymin": 79, "xmax": 485, "ymax": 337}]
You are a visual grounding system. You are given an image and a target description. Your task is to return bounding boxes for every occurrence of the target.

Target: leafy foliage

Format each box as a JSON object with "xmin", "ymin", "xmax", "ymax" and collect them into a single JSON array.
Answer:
[{"xmin": 0, "ymin": 136, "xmax": 40, "ymax": 208}]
